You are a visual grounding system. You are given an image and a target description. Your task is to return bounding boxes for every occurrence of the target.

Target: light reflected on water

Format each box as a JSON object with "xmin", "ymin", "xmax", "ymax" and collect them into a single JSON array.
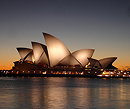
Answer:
[{"xmin": 0, "ymin": 77, "xmax": 130, "ymax": 109}]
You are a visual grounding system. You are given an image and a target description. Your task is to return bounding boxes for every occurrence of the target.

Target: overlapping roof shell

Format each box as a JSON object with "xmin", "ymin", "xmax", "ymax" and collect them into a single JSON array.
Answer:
[
  {"xmin": 16, "ymin": 33, "xmax": 117, "ymax": 69},
  {"xmin": 88, "ymin": 57, "xmax": 117, "ymax": 69}
]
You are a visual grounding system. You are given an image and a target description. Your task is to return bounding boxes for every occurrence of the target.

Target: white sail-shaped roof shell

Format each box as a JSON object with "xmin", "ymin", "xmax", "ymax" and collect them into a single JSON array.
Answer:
[
  {"xmin": 43, "ymin": 33, "xmax": 71, "ymax": 67},
  {"xmin": 88, "ymin": 57, "xmax": 117, "ymax": 69},
  {"xmin": 72, "ymin": 49, "xmax": 95, "ymax": 67},
  {"xmin": 31, "ymin": 42, "xmax": 49, "ymax": 65},
  {"xmin": 59, "ymin": 54, "xmax": 82, "ymax": 66},
  {"xmin": 17, "ymin": 48, "xmax": 33, "ymax": 61},
  {"xmin": 99, "ymin": 57, "xmax": 117, "ymax": 69}
]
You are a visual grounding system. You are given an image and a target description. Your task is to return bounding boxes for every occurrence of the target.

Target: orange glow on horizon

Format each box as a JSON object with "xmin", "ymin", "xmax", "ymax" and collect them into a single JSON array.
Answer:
[{"xmin": 0, "ymin": 62, "xmax": 13, "ymax": 70}]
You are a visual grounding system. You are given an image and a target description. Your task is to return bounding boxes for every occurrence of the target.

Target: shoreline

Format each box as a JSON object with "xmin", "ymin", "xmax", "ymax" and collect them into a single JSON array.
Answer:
[{"xmin": 0, "ymin": 73, "xmax": 130, "ymax": 78}]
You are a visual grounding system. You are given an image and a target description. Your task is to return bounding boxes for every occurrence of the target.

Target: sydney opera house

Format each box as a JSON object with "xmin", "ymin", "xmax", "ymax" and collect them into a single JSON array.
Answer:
[{"xmin": 12, "ymin": 33, "xmax": 117, "ymax": 76}]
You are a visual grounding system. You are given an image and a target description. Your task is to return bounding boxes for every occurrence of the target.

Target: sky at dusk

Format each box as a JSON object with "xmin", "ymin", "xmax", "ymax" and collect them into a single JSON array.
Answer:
[{"xmin": 0, "ymin": 0, "xmax": 130, "ymax": 70}]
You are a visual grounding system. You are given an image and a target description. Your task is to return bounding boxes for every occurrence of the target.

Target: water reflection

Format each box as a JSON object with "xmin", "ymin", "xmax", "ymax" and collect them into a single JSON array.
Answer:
[{"xmin": 0, "ymin": 77, "xmax": 130, "ymax": 109}]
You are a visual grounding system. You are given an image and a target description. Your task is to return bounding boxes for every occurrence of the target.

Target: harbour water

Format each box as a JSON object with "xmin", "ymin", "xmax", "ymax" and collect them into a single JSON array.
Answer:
[{"xmin": 0, "ymin": 77, "xmax": 130, "ymax": 109}]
